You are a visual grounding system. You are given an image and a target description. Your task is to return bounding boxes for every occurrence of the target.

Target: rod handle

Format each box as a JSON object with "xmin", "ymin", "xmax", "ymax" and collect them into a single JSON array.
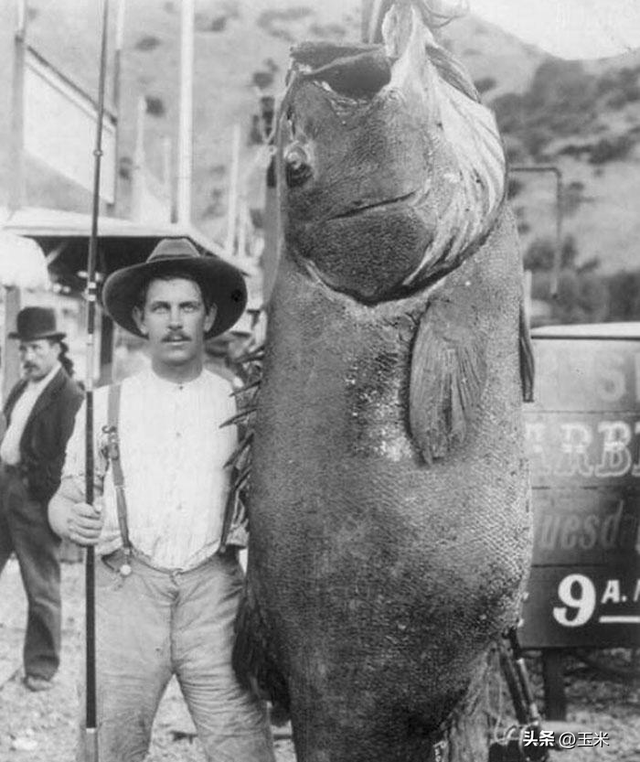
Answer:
[{"xmin": 83, "ymin": 728, "xmax": 98, "ymax": 762}]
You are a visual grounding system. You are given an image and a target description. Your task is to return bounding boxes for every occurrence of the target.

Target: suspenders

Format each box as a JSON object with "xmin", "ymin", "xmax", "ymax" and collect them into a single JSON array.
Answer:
[
  {"xmin": 99, "ymin": 380, "xmax": 239, "ymax": 574},
  {"xmin": 102, "ymin": 384, "xmax": 133, "ymax": 576}
]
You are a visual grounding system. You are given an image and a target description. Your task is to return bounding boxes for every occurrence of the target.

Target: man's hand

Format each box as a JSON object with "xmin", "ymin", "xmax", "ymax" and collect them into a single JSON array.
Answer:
[{"xmin": 67, "ymin": 498, "xmax": 104, "ymax": 546}]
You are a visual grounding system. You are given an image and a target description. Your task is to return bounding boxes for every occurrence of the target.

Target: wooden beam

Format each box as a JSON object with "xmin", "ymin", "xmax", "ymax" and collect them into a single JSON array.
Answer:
[{"xmin": 2, "ymin": 287, "xmax": 21, "ymax": 401}]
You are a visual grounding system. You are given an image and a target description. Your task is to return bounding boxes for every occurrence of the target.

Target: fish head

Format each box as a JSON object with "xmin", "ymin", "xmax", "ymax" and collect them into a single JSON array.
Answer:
[{"xmin": 278, "ymin": 0, "xmax": 507, "ymax": 304}]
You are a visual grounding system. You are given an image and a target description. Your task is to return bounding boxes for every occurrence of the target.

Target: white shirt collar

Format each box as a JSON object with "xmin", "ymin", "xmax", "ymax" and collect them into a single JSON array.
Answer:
[{"xmin": 143, "ymin": 366, "xmax": 207, "ymax": 393}]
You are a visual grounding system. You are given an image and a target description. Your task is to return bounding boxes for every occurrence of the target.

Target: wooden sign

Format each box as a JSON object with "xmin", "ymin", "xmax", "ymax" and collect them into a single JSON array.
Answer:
[
  {"xmin": 518, "ymin": 333, "xmax": 640, "ymax": 649},
  {"xmin": 24, "ymin": 49, "xmax": 117, "ymax": 203}
]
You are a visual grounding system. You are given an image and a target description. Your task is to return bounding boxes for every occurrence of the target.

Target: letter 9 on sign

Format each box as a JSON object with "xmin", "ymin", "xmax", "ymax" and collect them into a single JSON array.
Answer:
[{"xmin": 552, "ymin": 574, "xmax": 596, "ymax": 626}]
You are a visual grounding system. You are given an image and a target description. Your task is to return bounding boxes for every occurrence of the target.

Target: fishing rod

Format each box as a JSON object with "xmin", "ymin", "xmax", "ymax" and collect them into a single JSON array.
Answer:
[{"xmin": 84, "ymin": 0, "xmax": 110, "ymax": 760}]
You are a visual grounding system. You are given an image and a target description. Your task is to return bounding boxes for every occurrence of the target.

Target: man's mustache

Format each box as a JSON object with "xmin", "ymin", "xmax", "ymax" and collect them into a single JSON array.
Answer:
[{"xmin": 162, "ymin": 332, "xmax": 190, "ymax": 342}]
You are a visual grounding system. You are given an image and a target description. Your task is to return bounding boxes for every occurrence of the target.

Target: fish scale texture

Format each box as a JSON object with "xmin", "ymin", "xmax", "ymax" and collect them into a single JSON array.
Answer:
[{"xmin": 240, "ymin": 209, "xmax": 532, "ymax": 761}]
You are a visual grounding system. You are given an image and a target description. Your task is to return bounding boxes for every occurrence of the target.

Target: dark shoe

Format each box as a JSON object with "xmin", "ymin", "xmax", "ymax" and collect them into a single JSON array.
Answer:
[{"xmin": 23, "ymin": 675, "xmax": 53, "ymax": 692}]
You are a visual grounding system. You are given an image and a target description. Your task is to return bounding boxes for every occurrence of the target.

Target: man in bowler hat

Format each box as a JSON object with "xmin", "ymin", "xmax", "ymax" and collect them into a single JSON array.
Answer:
[
  {"xmin": 0, "ymin": 307, "xmax": 83, "ymax": 691},
  {"xmin": 49, "ymin": 239, "xmax": 275, "ymax": 761}
]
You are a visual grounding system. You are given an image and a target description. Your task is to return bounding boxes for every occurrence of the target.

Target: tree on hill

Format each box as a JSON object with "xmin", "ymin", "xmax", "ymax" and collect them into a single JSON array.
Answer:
[
  {"xmin": 525, "ymin": 235, "xmax": 610, "ymax": 324},
  {"xmin": 607, "ymin": 270, "xmax": 640, "ymax": 321},
  {"xmin": 493, "ymin": 61, "xmax": 599, "ymax": 159}
]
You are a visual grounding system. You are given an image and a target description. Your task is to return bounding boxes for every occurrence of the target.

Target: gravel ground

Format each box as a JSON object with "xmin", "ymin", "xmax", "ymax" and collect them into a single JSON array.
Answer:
[{"xmin": 1, "ymin": 559, "xmax": 638, "ymax": 761}]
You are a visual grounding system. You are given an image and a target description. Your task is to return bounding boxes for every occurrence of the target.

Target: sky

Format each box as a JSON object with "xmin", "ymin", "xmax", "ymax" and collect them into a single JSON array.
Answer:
[{"xmin": 467, "ymin": 0, "xmax": 640, "ymax": 59}]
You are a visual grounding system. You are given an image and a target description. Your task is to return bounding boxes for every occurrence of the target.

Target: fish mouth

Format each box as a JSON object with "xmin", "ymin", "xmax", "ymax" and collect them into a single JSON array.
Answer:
[
  {"xmin": 291, "ymin": 42, "xmax": 392, "ymax": 101},
  {"xmin": 330, "ymin": 191, "xmax": 416, "ymax": 220},
  {"xmin": 289, "ymin": 4, "xmax": 438, "ymax": 103}
]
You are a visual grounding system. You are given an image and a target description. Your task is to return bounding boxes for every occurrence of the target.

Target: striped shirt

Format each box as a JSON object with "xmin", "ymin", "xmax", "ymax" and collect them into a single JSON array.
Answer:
[{"xmin": 62, "ymin": 368, "xmax": 237, "ymax": 570}]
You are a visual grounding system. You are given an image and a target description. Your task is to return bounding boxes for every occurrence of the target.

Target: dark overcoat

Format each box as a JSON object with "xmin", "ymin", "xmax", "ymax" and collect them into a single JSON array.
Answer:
[{"xmin": 3, "ymin": 368, "xmax": 84, "ymax": 505}]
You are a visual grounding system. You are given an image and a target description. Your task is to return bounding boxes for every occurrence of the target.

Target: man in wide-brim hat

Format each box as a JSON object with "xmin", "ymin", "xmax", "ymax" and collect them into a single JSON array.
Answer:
[
  {"xmin": 50, "ymin": 239, "xmax": 275, "ymax": 761},
  {"xmin": 0, "ymin": 307, "xmax": 83, "ymax": 692}
]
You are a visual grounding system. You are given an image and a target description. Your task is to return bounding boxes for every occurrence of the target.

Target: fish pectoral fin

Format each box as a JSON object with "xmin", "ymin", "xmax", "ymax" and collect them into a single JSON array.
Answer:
[
  {"xmin": 519, "ymin": 304, "xmax": 535, "ymax": 403},
  {"xmin": 409, "ymin": 310, "xmax": 486, "ymax": 464},
  {"xmin": 232, "ymin": 583, "xmax": 290, "ymax": 712}
]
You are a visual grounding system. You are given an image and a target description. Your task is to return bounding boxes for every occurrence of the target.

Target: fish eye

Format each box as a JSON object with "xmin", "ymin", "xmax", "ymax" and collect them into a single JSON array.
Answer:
[
  {"xmin": 285, "ymin": 145, "xmax": 307, "ymax": 170},
  {"xmin": 284, "ymin": 145, "xmax": 313, "ymax": 188}
]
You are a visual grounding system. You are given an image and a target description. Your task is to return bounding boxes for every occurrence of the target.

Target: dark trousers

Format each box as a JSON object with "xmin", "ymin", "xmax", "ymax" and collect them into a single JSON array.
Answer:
[{"xmin": 0, "ymin": 466, "xmax": 61, "ymax": 680}]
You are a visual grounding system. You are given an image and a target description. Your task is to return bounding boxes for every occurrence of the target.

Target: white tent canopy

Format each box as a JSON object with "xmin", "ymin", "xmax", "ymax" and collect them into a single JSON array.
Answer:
[{"xmin": 0, "ymin": 231, "xmax": 49, "ymax": 290}]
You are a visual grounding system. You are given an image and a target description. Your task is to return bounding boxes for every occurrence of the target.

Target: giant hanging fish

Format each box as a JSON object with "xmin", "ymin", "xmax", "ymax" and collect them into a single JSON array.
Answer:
[{"xmin": 231, "ymin": 1, "xmax": 534, "ymax": 759}]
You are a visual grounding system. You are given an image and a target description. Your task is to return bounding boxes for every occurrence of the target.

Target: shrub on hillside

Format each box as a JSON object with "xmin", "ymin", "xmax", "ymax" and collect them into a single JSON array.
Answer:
[
  {"xmin": 493, "ymin": 60, "xmax": 599, "ymax": 159},
  {"xmin": 504, "ymin": 137, "xmax": 528, "ymax": 164},
  {"xmin": 589, "ymin": 134, "xmax": 634, "ymax": 164},
  {"xmin": 563, "ymin": 180, "xmax": 587, "ymax": 216},
  {"xmin": 256, "ymin": 6, "xmax": 313, "ymax": 42},
  {"xmin": 507, "ymin": 177, "xmax": 523, "ymax": 199},
  {"xmin": 557, "ymin": 143, "xmax": 592, "ymax": 159},
  {"xmin": 531, "ymin": 269, "xmax": 609, "ymax": 324},
  {"xmin": 524, "ymin": 237, "xmax": 556, "ymax": 272},
  {"xmin": 528, "ymin": 61, "xmax": 597, "ymax": 114},
  {"xmin": 526, "ymin": 235, "xmax": 611, "ymax": 324},
  {"xmin": 597, "ymin": 67, "xmax": 640, "ymax": 109},
  {"xmin": 492, "ymin": 92, "xmax": 526, "ymax": 133},
  {"xmin": 135, "ymin": 35, "xmax": 161, "ymax": 52},
  {"xmin": 252, "ymin": 70, "xmax": 274, "ymax": 89},
  {"xmin": 607, "ymin": 270, "xmax": 640, "ymax": 320},
  {"xmin": 523, "ymin": 127, "xmax": 554, "ymax": 160},
  {"xmin": 196, "ymin": 5, "xmax": 240, "ymax": 33},
  {"xmin": 209, "ymin": 16, "xmax": 228, "ymax": 32},
  {"xmin": 524, "ymin": 235, "xmax": 581, "ymax": 273},
  {"xmin": 557, "ymin": 270, "xmax": 609, "ymax": 323},
  {"xmin": 308, "ymin": 22, "xmax": 347, "ymax": 39},
  {"xmin": 267, "ymin": 28, "xmax": 294, "ymax": 42},
  {"xmin": 257, "ymin": 7, "xmax": 313, "ymax": 29},
  {"xmin": 145, "ymin": 96, "xmax": 166, "ymax": 117}
]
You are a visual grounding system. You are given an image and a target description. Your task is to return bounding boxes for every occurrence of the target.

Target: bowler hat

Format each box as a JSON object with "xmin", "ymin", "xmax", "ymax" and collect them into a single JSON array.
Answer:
[
  {"xmin": 101, "ymin": 238, "xmax": 247, "ymax": 339},
  {"xmin": 9, "ymin": 307, "xmax": 66, "ymax": 342}
]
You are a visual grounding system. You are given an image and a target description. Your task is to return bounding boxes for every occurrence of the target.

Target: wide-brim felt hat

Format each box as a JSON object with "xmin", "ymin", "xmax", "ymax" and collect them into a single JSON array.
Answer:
[
  {"xmin": 101, "ymin": 238, "xmax": 247, "ymax": 339},
  {"xmin": 9, "ymin": 307, "xmax": 66, "ymax": 342}
]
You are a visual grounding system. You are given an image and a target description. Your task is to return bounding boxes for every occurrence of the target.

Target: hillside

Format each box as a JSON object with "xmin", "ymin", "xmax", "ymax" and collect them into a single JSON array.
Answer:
[{"xmin": 12, "ymin": 0, "xmax": 640, "ymax": 284}]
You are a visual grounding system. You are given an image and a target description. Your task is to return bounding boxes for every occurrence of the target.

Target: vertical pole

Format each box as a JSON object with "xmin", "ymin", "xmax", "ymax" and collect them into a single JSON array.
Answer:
[
  {"xmin": 84, "ymin": 2, "xmax": 110, "ymax": 760},
  {"xmin": 177, "ymin": 0, "xmax": 194, "ymax": 226},
  {"xmin": 5, "ymin": 0, "xmax": 27, "ymax": 401},
  {"xmin": 551, "ymin": 171, "xmax": 563, "ymax": 298},
  {"xmin": 130, "ymin": 95, "xmax": 145, "ymax": 222},
  {"xmin": 162, "ymin": 136, "xmax": 172, "ymax": 223},
  {"xmin": 9, "ymin": 0, "xmax": 27, "ymax": 213},
  {"xmin": 237, "ymin": 198, "xmax": 247, "ymax": 259},
  {"xmin": 225, "ymin": 124, "xmax": 241, "ymax": 257},
  {"xmin": 362, "ymin": 0, "xmax": 386, "ymax": 42},
  {"xmin": 113, "ymin": 0, "xmax": 126, "ymax": 108},
  {"xmin": 108, "ymin": 0, "xmax": 126, "ymax": 215},
  {"xmin": 2, "ymin": 287, "xmax": 21, "ymax": 400}
]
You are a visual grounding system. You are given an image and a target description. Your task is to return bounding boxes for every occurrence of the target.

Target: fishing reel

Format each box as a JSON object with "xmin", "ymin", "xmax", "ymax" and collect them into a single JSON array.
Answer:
[{"xmin": 488, "ymin": 724, "xmax": 550, "ymax": 762}]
